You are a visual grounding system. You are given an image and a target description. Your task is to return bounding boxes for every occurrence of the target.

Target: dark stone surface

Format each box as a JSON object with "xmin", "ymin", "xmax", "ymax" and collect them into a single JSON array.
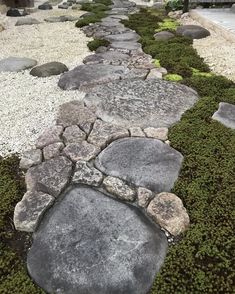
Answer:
[
  {"xmin": 30, "ymin": 62, "xmax": 68, "ymax": 77},
  {"xmin": 27, "ymin": 186, "xmax": 168, "ymax": 294},
  {"xmin": 38, "ymin": 3, "xmax": 53, "ymax": 10},
  {"xmin": 95, "ymin": 137, "xmax": 183, "ymax": 193},
  {"xmin": 176, "ymin": 25, "xmax": 210, "ymax": 39},
  {"xmin": 6, "ymin": 8, "xmax": 21, "ymax": 17},
  {"xmin": 212, "ymin": 102, "xmax": 235, "ymax": 129}
]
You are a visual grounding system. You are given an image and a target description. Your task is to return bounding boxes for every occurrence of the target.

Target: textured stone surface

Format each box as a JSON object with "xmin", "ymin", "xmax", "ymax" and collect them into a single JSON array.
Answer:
[
  {"xmin": 30, "ymin": 62, "xmax": 68, "ymax": 77},
  {"xmin": 0, "ymin": 57, "xmax": 37, "ymax": 72},
  {"xmin": 95, "ymin": 138, "xmax": 183, "ymax": 193},
  {"xmin": 26, "ymin": 156, "xmax": 72, "ymax": 197},
  {"xmin": 38, "ymin": 3, "xmax": 53, "ymax": 10},
  {"xmin": 144, "ymin": 127, "xmax": 168, "ymax": 141},
  {"xmin": 110, "ymin": 41, "xmax": 142, "ymax": 51},
  {"xmin": 72, "ymin": 161, "xmax": 103, "ymax": 186},
  {"xmin": 6, "ymin": 8, "xmax": 22, "ymax": 16},
  {"xmin": 147, "ymin": 192, "xmax": 190, "ymax": 236},
  {"xmin": 212, "ymin": 102, "xmax": 235, "ymax": 129},
  {"xmin": 14, "ymin": 191, "xmax": 54, "ymax": 232},
  {"xmin": 15, "ymin": 18, "xmax": 41, "ymax": 26},
  {"xmin": 104, "ymin": 31, "xmax": 140, "ymax": 42},
  {"xmin": 83, "ymin": 51, "xmax": 130, "ymax": 65},
  {"xmin": 88, "ymin": 119, "xmax": 129, "ymax": 148},
  {"xmin": 64, "ymin": 141, "xmax": 100, "ymax": 161},
  {"xmin": 129, "ymin": 127, "xmax": 145, "ymax": 137},
  {"xmin": 43, "ymin": 142, "xmax": 64, "ymax": 160},
  {"xmin": 36, "ymin": 125, "xmax": 63, "ymax": 148},
  {"xmin": 154, "ymin": 31, "xmax": 175, "ymax": 41},
  {"xmin": 27, "ymin": 186, "xmax": 168, "ymax": 294},
  {"xmin": 146, "ymin": 68, "xmax": 163, "ymax": 80},
  {"xmin": 176, "ymin": 25, "xmax": 210, "ymax": 39},
  {"xmin": 63, "ymin": 125, "xmax": 86, "ymax": 144},
  {"xmin": 137, "ymin": 187, "xmax": 153, "ymax": 208},
  {"xmin": 45, "ymin": 15, "xmax": 78, "ymax": 22},
  {"xmin": 20, "ymin": 149, "xmax": 42, "ymax": 169},
  {"xmin": 84, "ymin": 79, "xmax": 198, "ymax": 128}
]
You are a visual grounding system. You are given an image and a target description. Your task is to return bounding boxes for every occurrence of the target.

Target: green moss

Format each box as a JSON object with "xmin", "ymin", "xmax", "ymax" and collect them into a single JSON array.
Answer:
[
  {"xmin": 164, "ymin": 73, "xmax": 183, "ymax": 81},
  {"xmin": 154, "ymin": 59, "xmax": 161, "ymax": 68},
  {"xmin": 155, "ymin": 18, "xmax": 179, "ymax": 32},
  {"xmin": 87, "ymin": 38, "xmax": 110, "ymax": 51}
]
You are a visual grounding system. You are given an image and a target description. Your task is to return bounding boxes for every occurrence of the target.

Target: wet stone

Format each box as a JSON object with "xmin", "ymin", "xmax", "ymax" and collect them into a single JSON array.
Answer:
[{"xmin": 64, "ymin": 141, "xmax": 100, "ymax": 161}]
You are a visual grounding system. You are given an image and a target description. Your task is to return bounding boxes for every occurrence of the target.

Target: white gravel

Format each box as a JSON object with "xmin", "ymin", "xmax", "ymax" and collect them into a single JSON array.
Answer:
[{"xmin": 0, "ymin": 6, "xmax": 92, "ymax": 156}]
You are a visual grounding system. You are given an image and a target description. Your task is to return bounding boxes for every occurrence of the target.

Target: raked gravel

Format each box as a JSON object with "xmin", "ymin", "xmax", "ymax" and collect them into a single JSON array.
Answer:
[{"xmin": 0, "ymin": 7, "xmax": 92, "ymax": 156}]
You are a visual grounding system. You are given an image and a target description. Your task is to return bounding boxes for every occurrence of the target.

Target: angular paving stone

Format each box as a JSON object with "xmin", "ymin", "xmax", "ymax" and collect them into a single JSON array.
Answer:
[
  {"xmin": 64, "ymin": 141, "xmax": 100, "ymax": 161},
  {"xmin": 104, "ymin": 31, "xmax": 140, "ymax": 42},
  {"xmin": 83, "ymin": 51, "xmax": 130, "ymax": 65},
  {"xmin": 212, "ymin": 102, "xmax": 235, "ymax": 129},
  {"xmin": 144, "ymin": 127, "xmax": 168, "ymax": 141},
  {"xmin": 95, "ymin": 138, "xmax": 183, "ymax": 193},
  {"xmin": 79, "ymin": 121, "xmax": 93, "ymax": 135},
  {"xmin": 30, "ymin": 62, "xmax": 68, "ymax": 77},
  {"xmin": 26, "ymin": 156, "xmax": 72, "ymax": 197},
  {"xmin": 27, "ymin": 186, "xmax": 168, "ymax": 294},
  {"xmin": 110, "ymin": 41, "xmax": 142, "ymax": 51},
  {"xmin": 58, "ymin": 64, "xmax": 129, "ymax": 91},
  {"xmin": 43, "ymin": 142, "xmax": 64, "ymax": 160},
  {"xmin": 0, "ymin": 57, "xmax": 37, "ymax": 72},
  {"xmin": 72, "ymin": 160, "xmax": 103, "ymax": 186},
  {"xmin": 63, "ymin": 125, "xmax": 86, "ymax": 144},
  {"xmin": 147, "ymin": 192, "xmax": 190, "ymax": 236},
  {"xmin": 84, "ymin": 79, "xmax": 198, "ymax": 128},
  {"xmin": 14, "ymin": 191, "xmax": 54, "ymax": 232},
  {"xmin": 129, "ymin": 127, "xmax": 145, "ymax": 137},
  {"xmin": 15, "ymin": 17, "xmax": 41, "ymax": 26},
  {"xmin": 36, "ymin": 125, "xmax": 63, "ymax": 148},
  {"xmin": 87, "ymin": 119, "xmax": 129, "ymax": 148},
  {"xmin": 20, "ymin": 149, "xmax": 42, "ymax": 169},
  {"xmin": 176, "ymin": 25, "xmax": 210, "ymax": 39},
  {"xmin": 137, "ymin": 187, "xmax": 153, "ymax": 208}
]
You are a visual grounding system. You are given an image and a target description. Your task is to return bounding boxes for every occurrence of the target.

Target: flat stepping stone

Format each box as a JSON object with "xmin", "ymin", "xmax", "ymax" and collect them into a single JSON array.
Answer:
[
  {"xmin": 30, "ymin": 62, "xmax": 68, "ymax": 77},
  {"xmin": 38, "ymin": 3, "xmax": 53, "ymax": 10},
  {"xmin": 45, "ymin": 15, "xmax": 78, "ymax": 22},
  {"xmin": 212, "ymin": 102, "xmax": 235, "ymax": 129},
  {"xmin": 27, "ymin": 186, "xmax": 168, "ymax": 294},
  {"xmin": 104, "ymin": 31, "xmax": 140, "ymax": 42},
  {"xmin": 0, "ymin": 57, "xmax": 37, "ymax": 72},
  {"xmin": 95, "ymin": 137, "xmax": 183, "ymax": 193},
  {"xmin": 15, "ymin": 18, "xmax": 41, "ymax": 26},
  {"xmin": 110, "ymin": 41, "xmax": 142, "ymax": 51},
  {"xmin": 84, "ymin": 79, "xmax": 198, "ymax": 128},
  {"xmin": 176, "ymin": 25, "xmax": 210, "ymax": 39},
  {"xmin": 83, "ymin": 51, "xmax": 130, "ymax": 65}
]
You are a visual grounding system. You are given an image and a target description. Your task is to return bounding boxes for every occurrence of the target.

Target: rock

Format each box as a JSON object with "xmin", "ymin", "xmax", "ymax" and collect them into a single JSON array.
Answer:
[
  {"xmin": 58, "ymin": 4, "xmax": 69, "ymax": 9},
  {"xmin": 30, "ymin": 62, "xmax": 68, "ymax": 77},
  {"xmin": 6, "ymin": 8, "xmax": 21, "ymax": 17},
  {"xmin": 104, "ymin": 32, "xmax": 140, "ymax": 42},
  {"xmin": 80, "ymin": 12, "xmax": 95, "ymax": 18},
  {"xmin": 95, "ymin": 137, "xmax": 183, "ymax": 193},
  {"xmin": 83, "ymin": 51, "xmax": 130, "ymax": 65},
  {"xmin": 84, "ymin": 79, "xmax": 198, "ymax": 128},
  {"xmin": 56, "ymin": 101, "xmax": 97, "ymax": 127},
  {"xmin": 154, "ymin": 31, "xmax": 175, "ymax": 41},
  {"xmin": 157, "ymin": 67, "xmax": 168, "ymax": 75},
  {"xmin": 147, "ymin": 192, "xmax": 190, "ymax": 236},
  {"xmin": 63, "ymin": 125, "xmax": 86, "ymax": 144},
  {"xmin": 137, "ymin": 187, "xmax": 153, "ymax": 208},
  {"xmin": 79, "ymin": 122, "xmax": 93, "ymax": 135},
  {"xmin": 26, "ymin": 156, "xmax": 72, "ymax": 197},
  {"xmin": 64, "ymin": 141, "xmax": 100, "ymax": 161},
  {"xmin": 38, "ymin": 3, "xmax": 53, "ymax": 9},
  {"xmin": 14, "ymin": 191, "xmax": 54, "ymax": 232},
  {"xmin": 146, "ymin": 68, "xmax": 163, "ymax": 79},
  {"xmin": 45, "ymin": 15, "xmax": 78, "ymax": 22},
  {"xmin": 110, "ymin": 41, "xmax": 142, "ymax": 51},
  {"xmin": 36, "ymin": 125, "xmax": 63, "ymax": 148},
  {"xmin": 20, "ymin": 149, "xmax": 42, "ymax": 169},
  {"xmin": 129, "ymin": 127, "xmax": 145, "ymax": 137},
  {"xmin": 176, "ymin": 25, "xmax": 210, "ymax": 39},
  {"xmin": 15, "ymin": 18, "xmax": 40, "ymax": 26},
  {"xmin": 212, "ymin": 102, "xmax": 235, "ymax": 129},
  {"xmin": 72, "ymin": 161, "xmax": 103, "ymax": 186},
  {"xmin": 0, "ymin": 57, "xmax": 37, "ymax": 72},
  {"xmin": 96, "ymin": 46, "xmax": 108, "ymax": 53},
  {"xmin": 58, "ymin": 64, "xmax": 129, "ymax": 91},
  {"xmin": 231, "ymin": 3, "xmax": 235, "ymax": 13},
  {"xmin": 87, "ymin": 120, "xmax": 129, "ymax": 148},
  {"xmin": 144, "ymin": 127, "xmax": 168, "ymax": 141},
  {"xmin": 27, "ymin": 186, "xmax": 168, "ymax": 294},
  {"xmin": 43, "ymin": 142, "xmax": 64, "ymax": 160}
]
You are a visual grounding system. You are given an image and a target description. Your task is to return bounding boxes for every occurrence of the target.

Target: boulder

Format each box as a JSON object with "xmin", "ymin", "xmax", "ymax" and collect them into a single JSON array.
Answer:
[
  {"xmin": 212, "ymin": 102, "xmax": 235, "ymax": 129},
  {"xmin": 176, "ymin": 25, "xmax": 210, "ymax": 39},
  {"xmin": 30, "ymin": 62, "xmax": 68, "ymax": 77},
  {"xmin": 15, "ymin": 18, "xmax": 41, "ymax": 26},
  {"xmin": 154, "ymin": 31, "xmax": 175, "ymax": 41},
  {"xmin": 38, "ymin": 3, "xmax": 53, "ymax": 9},
  {"xmin": 0, "ymin": 57, "xmax": 37, "ymax": 72},
  {"xmin": 6, "ymin": 8, "xmax": 21, "ymax": 17}
]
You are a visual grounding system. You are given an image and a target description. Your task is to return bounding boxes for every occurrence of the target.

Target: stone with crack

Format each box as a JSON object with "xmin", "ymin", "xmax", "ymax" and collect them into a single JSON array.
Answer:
[{"xmin": 72, "ymin": 161, "xmax": 103, "ymax": 186}]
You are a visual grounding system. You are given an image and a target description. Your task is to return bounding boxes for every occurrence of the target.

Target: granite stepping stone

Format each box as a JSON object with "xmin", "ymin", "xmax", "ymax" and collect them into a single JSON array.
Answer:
[
  {"xmin": 104, "ymin": 31, "xmax": 140, "ymax": 42},
  {"xmin": 110, "ymin": 41, "xmax": 142, "ymax": 51},
  {"xmin": 83, "ymin": 51, "xmax": 130, "ymax": 65},
  {"xmin": 15, "ymin": 18, "xmax": 41, "ymax": 26},
  {"xmin": 0, "ymin": 57, "xmax": 37, "ymax": 72},
  {"xmin": 212, "ymin": 102, "xmax": 235, "ymax": 129}
]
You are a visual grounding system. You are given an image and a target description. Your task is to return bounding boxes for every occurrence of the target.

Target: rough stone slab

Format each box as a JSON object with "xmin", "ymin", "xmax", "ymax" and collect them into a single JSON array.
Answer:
[
  {"xmin": 176, "ymin": 25, "xmax": 210, "ymax": 39},
  {"xmin": 15, "ymin": 18, "xmax": 41, "ymax": 26},
  {"xmin": 144, "ymin": 127, "xmax": 168, "ymax": 141},
  {"xmin": 63, "ymin": 125, "xmax": 86, "ymax": 144},
  {"xmin": 84, "ymin": 79, "xmax": 198, "ymax": 128},
  {"xmin": 79, "ymin": 122, "xmax": 93, "ymax": 134},
  {"xmin": 64, "ymin": 141, "xmax": 100, "ymax": 161},
  {"xmin": 36, "ymin": 125, "xmax": 63, "ymax": 148},
  {"xmin": 43, "ymin": 142, "xmax": 64, "ymax": 160},
  {"xmin": 27, "ymin": 186, "xmax": 168, "ymax": 294},
  {"xmin": 14, "ymin": 191, "xmax": 54, "ymax": 232},
  {"xmin": 129, "ymin": 127, "xmax": 145, "ymax": 137},
  {"xmin": 0, "ymin": 57, "xmax": 37, "ymax": 72},
  {"xmin": 110, "ymin": 41, "xmax": 142, "ymax": 51},
  {"xmin": 56, "ymin": 101, "xmax": 97, "ymax": 127},
  {"xmin": 147, "ymin": 192, "xmax": 190, "ymax": 236},
  {"xmin": 212, "ymin": 102, "xmax": 235, "ymax": 129},
  {"xmin": 58, "ymin": 64, "xmax": 129, "ymax": 91},
  {"xmin": 26, "ymin": 156, "xmax": 72, "ymax": 197},
  {"xmin": 83, "ymin": 51, "xmax": 130, "ymax": 65},
  {"xmin": 87, "ymin": 119, "xmax": 129, "ymax": 148},
  {"xmin": 104, "ymin": 32, "xmax": 140, "ymax": 42},
  {"xmin": 20, "ymin": 149, "xmax": 42, "ymax": 169},
  {"xmin": 95, "ymin": 137, "xmax": 183, "ymax": 193},
  {"xmin": 137, "ymin": 187, "xmax": 153, "ymax": 208},
  {"xmin": 72, "ymin": 160, "xmax": 103, "ymax": 186},
  {"xmin": 30, "ymin": 62, "xmax": 68, "ymax": 77}
]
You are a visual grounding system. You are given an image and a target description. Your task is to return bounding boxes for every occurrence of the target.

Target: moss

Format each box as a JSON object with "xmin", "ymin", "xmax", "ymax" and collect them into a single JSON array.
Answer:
[
  {"xmin": 87, "ymin": 38, "xmax": 110, "ymax": 51},
  {"xmin": 155, "ymin": 18, "xmax": 179, "ymax": 32},
  {"xmin": 154, "ymin": 59, "xmax": 161, "ymax": 68},
  {"xmin": 164, "ymin": 73, "xmax": 183, "ymax": 81}
]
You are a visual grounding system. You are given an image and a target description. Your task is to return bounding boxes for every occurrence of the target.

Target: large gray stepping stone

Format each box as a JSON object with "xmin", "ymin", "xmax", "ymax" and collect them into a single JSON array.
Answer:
[
  {"xmin": 58, "ymin": 64, "xmax": 129, "ymax": 90},
  {"xmin": 27, "ymin": 186, "xmax": 168, "ymax": 294},
  {"xmin": 84, "ymin": 79, "xmax": 198, "ymax": 128},
  {"xmin": 176, "ymin": 25, "xmax": 210, "ymax": 39},
  {"xmin": 15, "ymin": 17, "xmax": 41, "ymax": 26},
  {"xmin": 0, "ymin": 57, "xmax": 37, "ymax": 72},
  {"xmin": 212, "ymin": 102, "xmax": 235, "ymax": 129},
  {"xmin": 95, "ymin": 137, "xmax": 183, "ymax": 193},
  {"xmin": 83, "ymin": 51, "xmax": 130, "ymax": 65},
  {"xmin": 104, "ymin": 31, "xmax": 140, "ymax": 42},
  {"xmin": 45, "ymin": 15, "xmax": 78, "ymax": 22},
  {"xmin": 30, "ymin": 61, "xmax": 68, "ymax": 77},
  {"xmin": 110, "ymin": 41, "xmax": 142, "ymax": 51}
]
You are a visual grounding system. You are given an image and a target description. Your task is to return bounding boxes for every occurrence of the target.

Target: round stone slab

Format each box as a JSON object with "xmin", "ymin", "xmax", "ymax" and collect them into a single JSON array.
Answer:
[
  {"xmin": 95, "ymin": 137, "xmax": 183, "ymax": 193},
  {"xmin": 84, "ymin": 79, "xmax": 198, "ymax": 128},
  {"xmin": 27, "ymin": 186, "xmax": 168, "ymax": 294}
]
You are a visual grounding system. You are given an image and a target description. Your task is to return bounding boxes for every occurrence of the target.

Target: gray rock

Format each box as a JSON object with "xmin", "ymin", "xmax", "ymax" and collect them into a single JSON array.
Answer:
[
  {"xmin": 6, "ymin": 8, "xmax": 22, "ymax": 16},
  {"xmin": 95, "ymin": 137, "xmax": 183, "ymax": 193},
  {"xmin": 38, "ymin": 3, "xmax": 53, "ymax": 10},
  {"xmin": 43, "ymin": 142, "xmax": 64, "ymax": 160},
  {"xmin": 58, "ymin": 4, "xmax": 69, "ymax": 8},
  {"xmin": 129, "ymin": 127, "xmax": 145, "ymax": 137},
  {"xmin": 27, "ymin": 186, "xmax": 168, "ymax": 294},
  {"xmin": 176, "ymin": 25, "xmax": 210, "ymax": 39},
  {"xmin": 45, "ymin": 15, "xmax": 78, "ymax": 22},
  {"xmin": 137, "ymin": 187, "xmax": 153, "ymax": 208},
  {"xmin": 147, "ymin": 192, "xmax": 190, "ymax": 236},
  {"xmin": 15, "ymin": 17, "xmax": 41, "ymax": 26},
  {"xmin": 63, "ymin": 125, "xmax": 86, "ymax": 144},
  {"xmin": 231, "ymin": 3, "xmax": 235, "ymax": 13},
  {"xmin": 154, "ymin": 31, "xmax": 175, "ymax": 41},
  {"xmin": 0, "ymin": 57, "xmax": 37, "ymax": 72},
  {"xmin": 26, "ymin": 156, "xmax": 72, "ymax": 197},
  {"xmin": 20, "ymin": 149, "xmax": 42, "ymax": 169},
  {"xmin": 58, "ymin": 64, "xmax": 129, "ymax": 91},
  {"xmin": 104, "ymin": 32, "xmax": 140, "ymax": 42},
  {"xmin": 87, "ymin": 119, "xmax": 129, "ymax": 148},
  {"xmin": 110, "ymin": 41, "xmax": 142, "ymax": 51},
  {"xmin": 72, "ymin": 160, "xmax": 103, "ymax": 186},
  {"xmin": 36, "ymin": 125, "xmax": 63, "ymax": 148},
  {"xmin": 79, "ymin": 121, "xmax": 93, "ymax": 135},
  {"xmin": 14, "ymin": 191, "xmax": 54, "ymax": 232},
  {"xmin": 56, "ymin": 100, "xmax": 97, "ymax": 127},
  {"xmin": 83, "ymin": 51, "xmax": 130, "ymax": 65},
  {"xmin": 144, "ymin": 127, "xmax": 168, "ymax": 141},
  {"xmin": 64, "ymin": 141, "xmax": 100, "ymax": 161},
  {"xmin": 30, "ymin": 62, "xmax": 68, "ymax": 77},
  {"xmin": 95, "ymin": 46, "xmax": 108, "ymax": 53},
  {"xmin": 84, "ymin": 79, "xmax": 198, "ymax": 128},
  {"xmin": 212, "ymin": 102, "xmax": 235, "ymax": 129},
  {"xmin": 146, "ymin": 68, "xmax": 162, "ymax": 79}
]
